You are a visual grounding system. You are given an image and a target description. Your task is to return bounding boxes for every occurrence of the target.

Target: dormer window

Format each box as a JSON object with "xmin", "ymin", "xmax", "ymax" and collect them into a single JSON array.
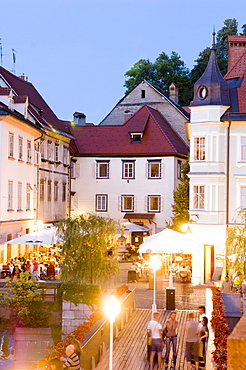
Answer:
[{"xmin": 130, "ymin": 133, "xmax": 142, "ymax": 144}]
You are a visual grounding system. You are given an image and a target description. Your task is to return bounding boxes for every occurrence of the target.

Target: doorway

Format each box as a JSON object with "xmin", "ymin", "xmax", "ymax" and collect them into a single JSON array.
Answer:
[{"xmin": 204, "ymin": 244, "xmax": 214, "ymax": 283}]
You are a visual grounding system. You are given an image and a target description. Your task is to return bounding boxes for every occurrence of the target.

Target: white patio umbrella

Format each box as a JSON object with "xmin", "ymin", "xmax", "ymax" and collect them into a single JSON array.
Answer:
[
  {"xmin": 5, "ymin": 227, "xmax": 62, "ymax": 245},
  {"xmin": 138, "ymin": 228, "xmax": 195, "ymax": 254}
]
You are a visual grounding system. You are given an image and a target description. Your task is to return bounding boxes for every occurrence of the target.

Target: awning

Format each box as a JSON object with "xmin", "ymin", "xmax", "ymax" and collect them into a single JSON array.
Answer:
[{"xmin": 123, "ymin": 213, "xmax": 155, "ymax": 220}]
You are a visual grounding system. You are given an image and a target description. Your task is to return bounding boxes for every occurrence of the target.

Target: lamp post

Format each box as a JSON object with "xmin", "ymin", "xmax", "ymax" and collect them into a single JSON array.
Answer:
[
  {"xmin": 104, "ymin": 295, "xmax": 120, "ymax": 370},
  {"xmin": 150, "ymin": 255, "xmax": 161, "ymax": 314}
]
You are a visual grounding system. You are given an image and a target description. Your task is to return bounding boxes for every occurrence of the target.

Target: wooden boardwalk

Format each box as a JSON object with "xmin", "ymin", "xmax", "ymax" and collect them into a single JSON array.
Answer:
[{"xmin": 96, "ymin": 309, "xmax": 199, "ymax": 370}]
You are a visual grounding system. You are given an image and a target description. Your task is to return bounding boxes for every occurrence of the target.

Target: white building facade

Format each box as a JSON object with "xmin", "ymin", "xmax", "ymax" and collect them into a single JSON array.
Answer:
[
  {"xmin": 188, "ymin": 36, "xmax": 246, "ymax": 283},
  {"xmin": 70, "ymin": 104, "xmax": 188, "ymax": 235}
]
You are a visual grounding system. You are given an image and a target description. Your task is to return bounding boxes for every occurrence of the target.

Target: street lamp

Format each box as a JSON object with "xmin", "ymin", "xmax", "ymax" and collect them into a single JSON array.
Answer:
[
  {"xmin": 104, "ymin": 295, "xmax": 120, "ymax": 370},
  {"xmin": 150, "ymin": 255, "xmax": 162, "ymax": 314}
]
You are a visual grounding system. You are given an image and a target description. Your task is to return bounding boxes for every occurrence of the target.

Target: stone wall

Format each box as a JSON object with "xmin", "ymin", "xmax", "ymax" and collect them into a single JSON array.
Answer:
[
  {"xmin": 13, "ymin": 328, "xmax": 53, "ymax": 370},
  {"xmin": 62, "ymin": 301, "xmax": 92, "ymax": 338},
  {"xmin": 227, "ymin": 313, "xmax": 246, "ymax": 370}
]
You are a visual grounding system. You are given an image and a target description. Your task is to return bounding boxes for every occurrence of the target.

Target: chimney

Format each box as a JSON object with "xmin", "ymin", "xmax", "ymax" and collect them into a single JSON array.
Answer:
[
  {"xmin": 19, "ymin": 73, "xmax": 25, "ymax": 80},
  {"xmin": 228, "ymin": 36, "xmax": 246, "ymax": 72},
  {"xmin": 73, "ymin": 112, "xmax": 86, "ymax": 126},
  {"xmin": 169, "ymin": 83, "xmax": 179, "ymax": 103}
]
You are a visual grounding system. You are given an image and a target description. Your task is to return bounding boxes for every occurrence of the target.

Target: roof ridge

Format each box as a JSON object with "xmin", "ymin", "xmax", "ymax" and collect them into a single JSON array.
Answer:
[{"xmin": 145, "ymin": 106, "xmax": 178, "ymax": 152}]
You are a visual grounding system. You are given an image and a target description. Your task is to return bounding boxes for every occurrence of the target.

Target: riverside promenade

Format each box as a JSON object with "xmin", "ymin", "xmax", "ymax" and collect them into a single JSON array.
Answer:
[{"xmin": 96, "ymin": 262, "xmax": 215, "ymax": 370}]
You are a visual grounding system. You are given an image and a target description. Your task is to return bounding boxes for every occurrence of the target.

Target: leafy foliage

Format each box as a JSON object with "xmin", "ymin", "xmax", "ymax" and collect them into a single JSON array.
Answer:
[
  {"xmin": 124, "ymin": 52, "xmax": 191, "ymax": 105},
  {"xmin": 124, "ymin": 19, "xmax": 246, "ymax": 105},
  {"xmin": 60, "ymin": 282, "xmax": 101, "ymax": 309},
  {"xmin": 227, "ymin": 212, "xmax": 246, "ymax": 275},
  {"xmin": 169, "ymin": 161, "xmax": 190, "ymax": 231},
  {"xmin": 57, "ymin": 213, "xmax": 120, "ymax": 285},
  {"xmin": 0, "ymin": 272, "xmax": 50, "ymax": 327}
]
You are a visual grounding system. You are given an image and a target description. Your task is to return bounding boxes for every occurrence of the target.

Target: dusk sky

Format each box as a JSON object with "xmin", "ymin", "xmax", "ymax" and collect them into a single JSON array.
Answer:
[{"xmin": 1, "ymin": 0, "xmax": 246, "ymax": 124}]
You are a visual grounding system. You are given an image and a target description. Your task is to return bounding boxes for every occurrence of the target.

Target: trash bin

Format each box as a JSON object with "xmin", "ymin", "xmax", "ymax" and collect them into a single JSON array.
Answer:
[
  {"xmin": 128, "ymin": 270, "xmax": 137, "ymax": 282},
  {"xmin": 166, "ymin": 288, "xmax": 175, "ymax": 310}
]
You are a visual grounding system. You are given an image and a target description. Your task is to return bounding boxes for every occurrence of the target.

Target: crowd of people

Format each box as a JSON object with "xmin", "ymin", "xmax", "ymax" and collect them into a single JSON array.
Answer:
[
  {"xmin": 220, "ymin": 271, "xmax": 245, "ymax": 293},
  {"xmin": 0, "ymin": 252, "xmax": 61, "ymax": 281},
  {"xmin": 128, "ymin": 256, "xmax": 192, "ymax": 283},
  {"xmin": 36, "ymin": 339, "xmax": 82, "ymax": 370},
  {"xmin": 147, "ymin": 306, "xmax": 208, "ymax": 370}
]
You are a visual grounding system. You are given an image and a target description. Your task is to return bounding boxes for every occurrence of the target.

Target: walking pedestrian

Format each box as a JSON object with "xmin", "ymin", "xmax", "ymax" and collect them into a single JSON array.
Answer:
[
  {"xmin": 198, "ymin": 305, "xmax": 206, "ymax": 322},
  {"xmin": 164, "ymin": 311, "xmax": 178, "ymax": 369},
  {"xmin": 147, "ymin": 312, "xmax": 163, "ymax": 370},
  {"xmin": 184, "ymin": 312, "xmax": 199, "ymax": 370},
  {"xmin": 198, "ymin": 316, "xmax": 209, "ymax": 368},
  {"xmin": 221, "ymin": 274, "xmax": 232, "ymax": 293}
]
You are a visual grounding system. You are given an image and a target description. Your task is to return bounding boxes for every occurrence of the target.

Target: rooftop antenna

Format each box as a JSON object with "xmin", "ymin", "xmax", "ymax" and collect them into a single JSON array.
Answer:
[
  {"xmin": 0, "ymin": 39, "xmax": 2, "ymax": 66},
  {"xmin": 12, "ymin": 48, "xmax": 17, "ymax": 74},
  {"xmin": 212, "ymin": 26, "xmax": 216, "ymax": 50}
]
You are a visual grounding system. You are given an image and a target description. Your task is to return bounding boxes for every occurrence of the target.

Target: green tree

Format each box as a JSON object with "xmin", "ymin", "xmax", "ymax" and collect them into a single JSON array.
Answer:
[
  {"xmin": 169, "ymin": 161, "xmax": 190, "ymax": 231},
  {"xmin": 227, "ymin": 212, "xmax": 246, "ymax": 276},
  {"xmin": 190, "ymin": 18, "xmax": 240, "ymax": 84},
  {"xmin": 0, "ymin": 272, "xmax": 50, "ymax": 327},
  {"xmin": 57, "ymin": 213, "xmax": 120, "ymax": 285},
  {"xmin": 124, "ymin": 19, "xmax": 246, "ymax": 104},
  {"xmin": 124, "ymin": 59, "xmax": 156, "ymax": 92},
  {"xmin": 124, "ymin": 52, "xmax": 191, "ymax": 105}
]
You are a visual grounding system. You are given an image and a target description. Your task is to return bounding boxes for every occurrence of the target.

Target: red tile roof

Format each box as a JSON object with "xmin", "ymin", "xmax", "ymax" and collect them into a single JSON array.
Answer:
[
  {"xmin": 70, "ymin": 105, "xmax": 188, "ymax": 157},
  {"xmin": 0, "ymin": 66, "xmax": 70, "ymax": 134},
  {"xmin": 224, "ymin": 49, "xmax": 246, "ymax": 113},
  {"xmin": 13, "ymin": 95, "xmax": 28, "ymax": 103},
  {"xmin": 225, "ymin": 50, "xmax": 246, "ymax": 79},
  {"xmin": 0, "ymin": 87, "xmax": 11, "ymax": 95}
]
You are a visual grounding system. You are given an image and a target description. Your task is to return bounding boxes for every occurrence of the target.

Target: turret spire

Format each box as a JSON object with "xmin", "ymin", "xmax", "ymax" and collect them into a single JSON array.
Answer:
[
  {"xmin": 190, "ymin": 30, "xmax": 230, "ymax": 107},
  {"xmin": 212, "ymin": 27, "xmax": 216, "ymax": 49}
]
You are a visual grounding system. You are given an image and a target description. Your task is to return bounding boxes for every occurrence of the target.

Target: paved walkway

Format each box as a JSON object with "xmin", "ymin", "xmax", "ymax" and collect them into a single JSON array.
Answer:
[{"xmin": 97, "ymin": 262, "xmax": 215, "ymax": 370}]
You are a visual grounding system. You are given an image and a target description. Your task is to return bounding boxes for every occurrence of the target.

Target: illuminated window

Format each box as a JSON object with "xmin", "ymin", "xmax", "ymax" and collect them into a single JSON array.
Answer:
[
  {"xmin": 121, "ymin": 195, "xmax": 134, "ymax": 212},
  {"xmin": 47, "ymin": 180, "xmax": 52, "ymax": 201},
  {"xmin": 193, "ymin": 185, "xmax": 205, "ymax": 209},
  {"xmin": 241, "ymin": 137, "xmax": 246, "ymax": 160},
  {"xmin": 54, "ymin": 181, "xmax": 58, "ymax": 201},
  {"xmin": 147, "ymin": 195, "xmax": 161, "ymax": 212},
  {"xmin": 96, "ymin": 161, "xmax": 109, "ymax": 179},
  {"xmin": 122, "ymin": 161, "xmax": 135, "ymax": 179},
  {"xmin": 8, "ymin": 181, "xmax": 13, "ymax": 210},
  {"xmin": 26, "ymin": 184, "xmax": 31, "ymax": 210},
  {"xmin": 96, "ymin": 194, "xmax": 108, "ymax": 212},
  {"xmin": 19, "ymin": 136, "xmax": 23, "ymax": 160},
  {"xmin": 194, "ymin": 137, "xmax": 205, "ymax": 160},
  {"xmin": 148, "ymin": 160, "xmax": 161, "ymax": 178},
  {"xmin": 40, "ymin": 180, "xmax": 45, "ymax": 201},
  {"xmin": 9, "ymin": 132, "xmax": 14, "ymax": 158}
]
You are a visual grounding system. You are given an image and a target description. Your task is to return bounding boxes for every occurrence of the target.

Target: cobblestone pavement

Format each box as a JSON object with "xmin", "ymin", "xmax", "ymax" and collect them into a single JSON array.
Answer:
[{"xmin": 119, "ymin": 262, "xmax": 206, "ymax": 310}]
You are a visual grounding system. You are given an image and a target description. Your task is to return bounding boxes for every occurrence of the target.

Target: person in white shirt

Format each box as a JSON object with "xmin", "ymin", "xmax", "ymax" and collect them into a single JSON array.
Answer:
[{"xmin": 147, "ymin": 312, "xmax": 163, "ymax": 370}]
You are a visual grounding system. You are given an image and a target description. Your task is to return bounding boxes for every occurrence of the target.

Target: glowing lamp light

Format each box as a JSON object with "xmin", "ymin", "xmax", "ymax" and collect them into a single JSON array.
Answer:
[
  {"xmin": 104, "ymin": 295, "xmax": 120, "ymax": 323},
  {"xmin": 150, "ymin": 255, "xmax": 162, "ymax": 271},
  {"xmin": 104, "ymin": 295, "xmax": 120, "ymax": 370},
  {"xmin": 180, "ymin": 223, "xmax": 188, "ymax": 233}
]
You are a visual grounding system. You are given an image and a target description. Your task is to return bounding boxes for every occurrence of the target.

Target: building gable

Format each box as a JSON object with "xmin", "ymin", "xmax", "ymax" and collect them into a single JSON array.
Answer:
[{"xmin": 99, "ymin": 80, "xmax": 189, "ymax": 144}]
